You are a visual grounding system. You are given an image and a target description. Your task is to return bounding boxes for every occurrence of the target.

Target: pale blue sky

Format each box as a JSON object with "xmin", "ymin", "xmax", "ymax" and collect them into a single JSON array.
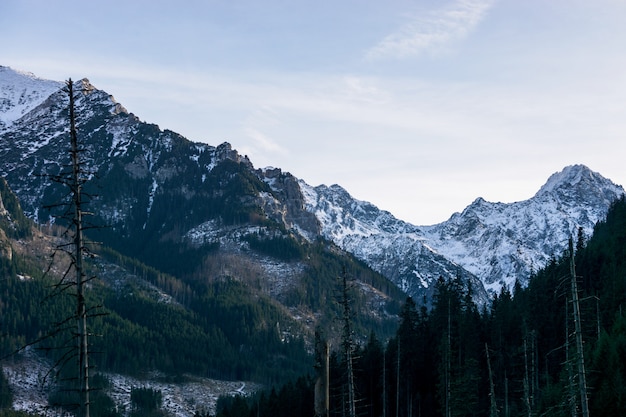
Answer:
[{"xmin": 2, "ymin": 0, "xmax": 626, "ymax": 224}]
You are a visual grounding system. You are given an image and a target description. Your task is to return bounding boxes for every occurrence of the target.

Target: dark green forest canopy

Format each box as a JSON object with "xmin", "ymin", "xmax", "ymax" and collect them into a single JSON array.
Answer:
[{"xmin": 1, "ymin": 233, "xmax": 400, "ymax": 391}]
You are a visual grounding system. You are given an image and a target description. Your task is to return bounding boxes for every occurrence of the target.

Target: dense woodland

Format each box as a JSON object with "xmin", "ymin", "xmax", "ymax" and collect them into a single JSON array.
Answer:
[
  {"xmin": 213, "ymin": 195, "xmax": 626, "ymax": 417},
  {"xmin": 0, "ymin": 237, "xmax": 400, "ymax": 381}
]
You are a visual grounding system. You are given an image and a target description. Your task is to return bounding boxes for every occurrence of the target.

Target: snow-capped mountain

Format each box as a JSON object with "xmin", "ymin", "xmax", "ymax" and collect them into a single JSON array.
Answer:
[
  {"xmin": 1, "ymin": 66, "xmax": 624, "ymax": 307},
  {"xmin": 0, "ymin": 66, "xmax": 403, "ymax": 341},
  {"xmin": 422, "ymin": 165, "xmax": 624, "ymax": 294},
  {"xmin": 298, "ymin": 165, "xmax": 624, "ymax": 301},
  {"xmin": 298, "ymin": 182, "xmax": 487, "ymax": 304}
]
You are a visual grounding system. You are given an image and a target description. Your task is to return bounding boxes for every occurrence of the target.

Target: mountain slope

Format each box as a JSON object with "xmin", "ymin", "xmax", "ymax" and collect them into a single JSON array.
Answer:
[
  {"xmin": 299, "ymin": 182, "xmax": 487, "ymax": 304},
  {"xmin": 0, "ymin": 66, "xmax": 63, "ymax": 130}
]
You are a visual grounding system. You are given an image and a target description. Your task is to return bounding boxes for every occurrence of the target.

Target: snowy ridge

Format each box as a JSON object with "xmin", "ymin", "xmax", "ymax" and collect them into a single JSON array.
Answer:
[
  {"xmin": 0, "ymin": 66, "xmax": 63, "ymax": 129},
  {"xmin": 299, "ymin": 165, "xmax": 624, "ymax": 301},
  {"xmin": 0, "ymin": 68, "xmax": 230, "ymax": 226},
  {"xmin": 299, "ymin": 181, "xmax": 488, "ymax": 304}
]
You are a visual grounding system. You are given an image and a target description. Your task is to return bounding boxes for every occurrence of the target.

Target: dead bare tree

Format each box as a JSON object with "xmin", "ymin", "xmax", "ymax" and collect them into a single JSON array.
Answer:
[
  {"xmin": 340, "ymin": 268, "xmax": 357, "ymax": 417},
  {"xmin": 569, "ymin": 238, "xmax": 589, "ymax": 417},
  {"xmin": 485, "ymin": 343, "xmax": 498, "ymax": 417},
  {"xmin": 39, "ymin": 78, "xmax": 98, "ymax": 417},
  {"xmin": 68, "ymin": 78, "xmax": 91, "ymax": 417}
]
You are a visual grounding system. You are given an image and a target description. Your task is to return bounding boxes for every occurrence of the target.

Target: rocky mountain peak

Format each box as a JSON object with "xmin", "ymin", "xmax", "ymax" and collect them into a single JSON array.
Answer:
[
  {"xmin": 214, "ymin": 142, "xmax": 253, "ymax": 168},
  {"xmin": 421, "ymin": 165, "xmax": 625, "ymax": 294},
  {"xmin": 535, "ymin": 164, "xmax": 622, "ymax": 203}
]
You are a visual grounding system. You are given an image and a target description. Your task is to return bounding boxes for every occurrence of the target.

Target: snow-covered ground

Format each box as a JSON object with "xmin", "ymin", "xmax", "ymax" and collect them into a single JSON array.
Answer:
[
  {"xmin": 103, "ymin": 372, "xmax": 260, "ymax": 417},
  {"xmin": 2, "ymin": 347, "xmax": 261, "ymax": 417},
  {"xmin": 2, "ymin": 348, "xmax": 55, "ymax": 416}
]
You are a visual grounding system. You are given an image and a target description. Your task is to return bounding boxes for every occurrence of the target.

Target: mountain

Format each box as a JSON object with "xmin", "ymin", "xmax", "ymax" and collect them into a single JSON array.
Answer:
[
  {"xmin": 0, "ymin": 65, "xmax": 403, "ymax": 346},
  {"xmin": 0, "ymin": 65, "xmax": 483, "ymax": 306},
  {"xmin": 1, "ymin": 65, "xmax": 624, "ymax": 310},
  {"xmin": 422, "ymin": 164, "xmax": 624, "ymax": 293},
  {"xmin": 299, "ymin": 164, "xmax": 624, "ymax": 302},
  {"xmin": 300, "ymin": 182, "xmax": 487, "ymax": 304}
]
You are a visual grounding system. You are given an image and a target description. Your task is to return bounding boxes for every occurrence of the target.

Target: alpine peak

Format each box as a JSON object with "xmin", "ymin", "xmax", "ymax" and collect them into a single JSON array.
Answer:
[{"xmin": 536, "ymin": 164, "xmax": 617, "ymax": 195}]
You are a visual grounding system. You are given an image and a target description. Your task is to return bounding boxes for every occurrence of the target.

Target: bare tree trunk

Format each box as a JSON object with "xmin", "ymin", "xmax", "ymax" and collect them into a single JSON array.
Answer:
[
  {"xmin": 530, "ymin": 330, "xmax": 539, "ymax": 409},
  {"xmin": 569, "ymin": 239, "xmax": 589, "ymax": 417},
  {"xmin": 566, "ymin": 300, "xmax": 577, "ymax": 417},
  {"xmin": 396, "ymin": 339, "xmax": 400, "ymax": 417},
  {"xmin": 485, "ymin": 343, "xmax": 498, "ymax": 417},
  {"xmin": 504, "ymin": 371, "xmax": 509, "ymax": 417},
  {"xmin": 523, "ymin": 339, "xmax": 531, "ymax": 417},
  {"xmin": 341, "ymin": 269, "xmax": 356, "ymax": 417},
  {"xmin": 383, "ymin": 348, "xmax": 386, "ymax": 417},
  {"xmin": 445, "ymin": 300, "xmax": 451, "ymax": 417},
  {"xmin": 314, "ymin": 331, "xmax": 329, "ymax": 417},
  {"xmin": 68, "ymin": 79, "xmax": 90, "ymax": 417}
]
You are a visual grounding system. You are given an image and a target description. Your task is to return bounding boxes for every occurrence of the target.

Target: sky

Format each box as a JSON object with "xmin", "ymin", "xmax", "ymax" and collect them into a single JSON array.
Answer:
[{"xmin": 2, "ymin": 0, "xmax": 626, "ymax": 225}]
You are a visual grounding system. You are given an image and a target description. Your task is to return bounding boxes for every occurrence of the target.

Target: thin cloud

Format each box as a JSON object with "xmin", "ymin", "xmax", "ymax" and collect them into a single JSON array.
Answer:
[
  {"xmin": 366, "ymin": 0, "xmax": 496, "ymax": 60},
  {"xmin": 243, "ymin": 127, "xmax": 288, "ymax": 155}
]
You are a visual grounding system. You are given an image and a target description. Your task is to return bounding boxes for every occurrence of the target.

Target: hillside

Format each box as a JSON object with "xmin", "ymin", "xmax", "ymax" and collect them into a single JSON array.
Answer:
[{"xmin": 0, "ymin": 173, "xmax": 402, "ymax": 416}]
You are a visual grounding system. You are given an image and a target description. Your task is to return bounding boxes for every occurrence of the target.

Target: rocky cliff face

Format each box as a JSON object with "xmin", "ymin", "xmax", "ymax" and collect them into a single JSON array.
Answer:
[{"xmin": 259, "ymin": 168, "xmax": 321, "ymax": 240}]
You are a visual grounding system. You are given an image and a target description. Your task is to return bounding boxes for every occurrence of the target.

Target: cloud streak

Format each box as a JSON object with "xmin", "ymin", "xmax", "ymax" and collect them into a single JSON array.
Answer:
[{"xmin": 366, "ymin": 0, "xmax": 496, "ymax": 60}]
